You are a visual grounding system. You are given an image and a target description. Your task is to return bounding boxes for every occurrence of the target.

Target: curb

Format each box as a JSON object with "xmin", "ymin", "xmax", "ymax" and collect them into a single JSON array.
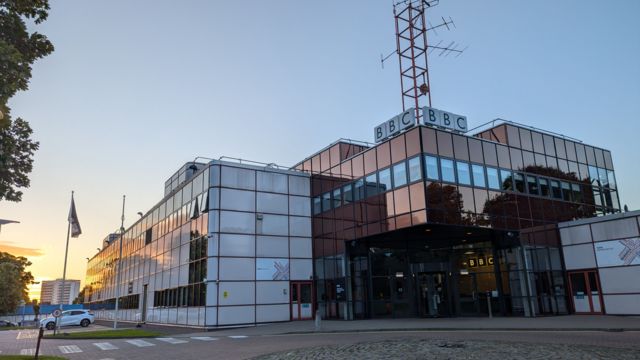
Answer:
[{"xmin": 277, "ymin": 327, "xmax": 639, "ymax": 335}]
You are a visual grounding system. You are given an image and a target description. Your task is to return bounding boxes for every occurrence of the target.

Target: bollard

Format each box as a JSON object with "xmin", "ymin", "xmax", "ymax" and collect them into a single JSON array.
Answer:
[
  {"xmin": 34, "ymin": 326, "xmax": 44, "ymax": 359},
  {"xmin": 486, "ymin": 291, "xmax": 493, "ymax": 319},
  {"xmin": 314, "ymin": 309, "xmax": 321, "ymax": 331}
]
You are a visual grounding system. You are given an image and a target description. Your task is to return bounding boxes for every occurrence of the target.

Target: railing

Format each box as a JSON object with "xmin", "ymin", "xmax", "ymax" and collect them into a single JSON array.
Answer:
[{"xmin": 467, "ymin": 118, "xmax": 583, "ymax": 143}]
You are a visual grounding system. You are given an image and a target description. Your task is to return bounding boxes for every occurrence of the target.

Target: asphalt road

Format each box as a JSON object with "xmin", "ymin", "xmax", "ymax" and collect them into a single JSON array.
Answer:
[{"xmin": 1, "ymin": 328, "xmax": 639, "ymax": 360}]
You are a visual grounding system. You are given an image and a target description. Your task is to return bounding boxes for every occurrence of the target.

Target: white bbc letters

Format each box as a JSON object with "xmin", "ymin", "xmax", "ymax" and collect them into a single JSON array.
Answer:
[
  {"xmin": 373, "ymin": 108, "xmax": 415, "ymax": 143},
  {"xmin": 422, "ymin": 106, "xmax": 467, "ymax": 133}
]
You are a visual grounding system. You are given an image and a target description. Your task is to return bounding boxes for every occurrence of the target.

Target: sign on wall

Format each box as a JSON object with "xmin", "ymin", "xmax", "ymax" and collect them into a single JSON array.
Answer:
[
  {"xmin": 256, "ymin": 258, "xmax": 290, "ymax": 280},
  {"xmin": 422, "ymin": 106, "xmax": 467, "ymax": 133},
  {"xmin": 595, "ymin": 238, "xmax": 640, "ymax": 267},
  {"xmin": 374, "ymin": 108, "xmax": 416, "ymax": 143}
]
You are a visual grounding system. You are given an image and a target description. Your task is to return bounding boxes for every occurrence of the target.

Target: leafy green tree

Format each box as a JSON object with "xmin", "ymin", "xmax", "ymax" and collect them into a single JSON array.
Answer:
[
  {"xmin": 0, "ymin": 0, "xmax": 54, "ymax": 202},
  {"xmin": 0, "ymin": 251, "xmax": 34, "ymax": 315}
]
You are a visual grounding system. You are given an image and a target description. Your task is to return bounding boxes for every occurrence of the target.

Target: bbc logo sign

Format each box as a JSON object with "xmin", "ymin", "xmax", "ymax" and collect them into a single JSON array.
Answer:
[
  {"xmin": 374, "ymin": 108, "xmax": 416, "ymax": 143},
  {"xmin": 422, "ymin": 106, "xmax": 467, "ymax": 133}
]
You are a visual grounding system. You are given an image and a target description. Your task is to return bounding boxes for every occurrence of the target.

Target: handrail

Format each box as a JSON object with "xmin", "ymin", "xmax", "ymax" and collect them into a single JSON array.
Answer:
[{"xmin": 468, "ymin": 118, "xmax": 583, "ymax": 143}]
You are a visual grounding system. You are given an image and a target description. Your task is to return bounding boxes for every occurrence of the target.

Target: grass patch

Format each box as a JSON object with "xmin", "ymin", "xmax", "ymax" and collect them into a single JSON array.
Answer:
[
  {"xmin": 0, "ymin": 356, "xmax": 66, "ymax": 360},
  {"xmin": 44, "ymin": 328, "xmax": 164, "ymax": 339}
]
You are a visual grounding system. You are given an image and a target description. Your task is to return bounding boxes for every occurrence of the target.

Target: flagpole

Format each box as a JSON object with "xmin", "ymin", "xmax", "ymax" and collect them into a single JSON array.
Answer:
[
  {"xmin": 55, "ymin": 191, "xmax": 73, "ymax": 334},
  {"xmin": 113, "ymin": 195, "xmax": 125, "ymax": 329}
]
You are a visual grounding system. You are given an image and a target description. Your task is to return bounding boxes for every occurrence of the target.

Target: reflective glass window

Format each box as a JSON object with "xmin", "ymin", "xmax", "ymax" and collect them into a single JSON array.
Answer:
[
  {"xmin": 332, "ymin": 188, "xmax": 341, "ymax": 208},
  {"xmin": 539, "ymin": 178, "xmax": 550, "ymax": 197},
  {"xmin": 500, "ymin": 169, "xmax": 513, "ymax": 191},
  {"xmin": 527, "ymin": 175, "xmax": 539, "ymax": 195},
  {"xmin": 343, "ymin": 184, "xmax": 353, "ymax": 204},
  {"xmin": 598, "ymin": 168, "xmax": 609, "ymax": 188},
  {"xmin": 543, "ymin": 135, "xmax": 556, "ymax": 156},
  {"xmin": 514, "ymin": 173, "xmax": 525, "ymax": 193},
  {"xmin": 571, "ymin": 183, "xmax": 583, "ymax": 203},
  {"xmin": 379, "ymin": 168, "xmax": 392, "ymax": 192},
  {"xmin": 322, "ymin": 192, "xmax": 331, "ymax": 211},
  {"xmin": 313, "ymin": 197, "xmax": 321, "ymax": 214},
  {"xmin": 588, "ymin": 166, "xmax": 599, "ymax": 183},
  {"xmin": 456, "ymin": 161, "xmax": 471, "ymax": 185},
  {"xmin": 561, "ymin": 182, "xmax": 572, "ymax": 201},
  {"xmin": 472, "ymin": 165, "xmax": 485, "ymax": 188},
  {"xmin": 441, "ymin": 159, "xmax": 455, "ymax": 183},
  {"xmin": 393, "ymin": 162, "xmax": 408, "ymax": 188},
  {"xmin": 365, "ymin": 173, "xmax": 378, "ymax": 197},
  {"xmin": 607, "ymin": 171, "xmax": 616, "ymax": 189},
  {"xmin": 550, "ymin": 180, "xmax": 562, "ymax": 199},
  {"xmin": 354, "ymin": 179, "xmax": 365, "ymax": 201},
  {"xmin": 486, "ymin": 167, "xmax": 500, "ymax": 190},
  {"xmin": 425, "ymin": 156, "xmax": 439, "ymax": 180},
  {"xmin": 408, "ymin": 157, "xmax": 422, "ymax": 183}
]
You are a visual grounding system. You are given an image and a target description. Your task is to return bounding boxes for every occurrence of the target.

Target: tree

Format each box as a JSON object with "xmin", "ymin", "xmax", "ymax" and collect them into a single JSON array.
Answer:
[
  {"xmin": 0, "ymin": 251, "xmax": 34, "ymax": 315},
  {"xmin": 0, "ymin": 0, "xmax": 54, "ymax": 202}
]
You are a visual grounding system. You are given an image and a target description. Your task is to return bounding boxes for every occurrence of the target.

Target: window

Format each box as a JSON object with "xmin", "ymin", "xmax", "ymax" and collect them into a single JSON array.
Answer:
[
  {"xmin": 365, "ymin": 173, "xmax": 378, "ymax": 197},
  {"xmin": 322, "ymin": 192, "xmax": 331, "ymax": 211},
  {"xmin": 571, "ymin": 183, "xmax": 583, "ymax": 203},
  {"xmin": 561, "ymin": 182, "xmax": 572, "ymax": 201},
  {"xmin": 378, "ymin": 168, "xmax": 392, "ymax": 192},
  {"xmin": 526, "ymin": 176, "xmax": 539, "ymax": 195},
  {"xmin": 539, "ymin": 178, "xmax": 550, "ymax": 197},
  {"xmin": 607, "ymin": 171, "xmax": 616, "ymax": 189},
  {"xmin": 550, "ymin": 180, "xmax": 562, "ymax": 199},
  {"xmin": 145, "ymin": 228, "xmax": 153, "ymax": 245},
  {"xmin": 471, "ymin": 165, "xmax": 485, "ymax": 188},
  {"xmin": 500, "ymin": 169, "xmax": 513, "ymax": 191},
  {"xmin": 354, "ymin": 179, "xmax": 365, "ymax": 201},
  {"xmin": 441, "ymin": 159, "xmax": 455, "ymax": 183},
  {"xmin": 332, "ymin": 188, "xmax": 341, "ymax": 208},
  {"xmin": 487, "ymin": 167, "xmax": 500, "ymax": 190},
  {"xmin": 456, "ymin": 161, "xmax": 471, "ymax": 185},
  {"xmin": 425, "ymin": 156, "xmax": 439, "ymax": 180},
  {"xmin": 408, "ymin": 157, "xmax": 422, "ymax": 182},
  {"xmin": 513, "ymin": 173, "xmax": 525, "ymax": 193},
  {"xmin": 313, "ymin": 197, "xmax": 321, "ymax": 215},
  {"xmin": 588, "ymin": 166, "xmax": 599, "ymax": 183},
  {"xmin": 343, "ymin": 184, "xmax": 353, "ymax": 204},
  {"xmin": 392, "ymin": 162, "xmax": 407, "ymax": 188}
]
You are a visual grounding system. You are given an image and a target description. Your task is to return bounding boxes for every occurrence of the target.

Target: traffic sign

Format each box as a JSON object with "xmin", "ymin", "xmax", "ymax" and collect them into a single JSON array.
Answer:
[{"xmin": 52, "ymin": 309, "xmax": 62, "ymax": 318}]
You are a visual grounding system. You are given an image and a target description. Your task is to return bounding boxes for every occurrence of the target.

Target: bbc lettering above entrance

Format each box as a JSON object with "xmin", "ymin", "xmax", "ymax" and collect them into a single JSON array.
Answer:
[
  {"xmin": 423, "ymin": 106, "xmax": 468, "ymax": 133},
  {"xmin": 374, "ymin": 107, "xmax": 467, "ymax": 143},
  {"xmin": 374, "ymin": 108, "xmax": 416, "ymax": 143}
]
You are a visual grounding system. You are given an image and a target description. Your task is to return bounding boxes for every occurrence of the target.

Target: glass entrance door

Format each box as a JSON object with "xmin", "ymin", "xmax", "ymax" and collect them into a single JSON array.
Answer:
[
  {"xmin": 417, "ymin": 272, "xmax": 448, "ymax": 317},
  {"xmin": 290, "ymin": 281, "xmax": 314, "ymax": 320},
  {"xmin": 568, "ymin": 270, "xmax": 603, "ymax": 314},
  {"xmin": 458, "ymin": 272, "xmax": 480, "ymax": 315}
]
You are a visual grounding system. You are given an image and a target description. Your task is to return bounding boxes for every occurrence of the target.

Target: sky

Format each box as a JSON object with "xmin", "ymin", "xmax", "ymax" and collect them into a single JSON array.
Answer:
[{"xmin": 0, "ymin": 0, "xmax": 638, "ymax": 300}]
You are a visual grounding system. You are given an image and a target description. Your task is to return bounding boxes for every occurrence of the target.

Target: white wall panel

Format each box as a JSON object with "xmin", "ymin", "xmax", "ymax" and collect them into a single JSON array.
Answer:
[
  {"xmin": 256, "ymin": 281, "xmax": 289, "ymax": 304},
  {"xmin": 559, "ymin": 225, "xmax": 592, "ymax": 246},
  {"xmin": 257, "ymin": 192, "xmax": 288, "ymax": 215},
  {"xmin": 603, "ymin": 294, "xmax": 640, "ymax": 315},
  {"xmin": 218, "ymin": 282, "xmax": 255, "ymax": 305},
  {"xmin": 256, "ymin": 236, "xmax": 288, "ymax": 257},
  {"xmin": 177, "ymin": 308, "xmax": 188, "ymax": 325},
  {"xmin": 289, "ymin": 175, "xmax": 310, "ymax": 196},
  {"xmin": 207, "ymin": 234, "xmax": 219, "ymax": 256},
  {"xmin": 218, "ymin": 305, "xmax": 255, "ymax": 325},
  {"xmin": 220, "ymin": 211, "xmax": 255, "ymax": 234},
  {"xmin": 290, "ymin": 259, "xmax": 313, "ymax": 280},
  {"xmin": 205, "ymin": 307, "xmax": 217, "ymax": 326},
  {"xmin": 219, "ymin": 258, "xmax": 255, "ymax": 280},
  {"xmin": 187, "ymin": 307, "xmax": 200, "ymax": 326},
  {"xmin": 289, "ymin": 196, "xmax": 311, "ymax": 217},
  {"xmin": 562, "ymin": 243, "xmax": 596, "ymax": 270},
  {"xmin": 206, "ymin": 281, "xmax": 218, "ymax": 306},
  {"xmin": 256, "ymin": 304, "xmax": 289, "ymax": 322},
  {"xmin": 591, "ymin": 218, "xmax": 639, "ymax": 242},
  {"xmin": 257, "ymin": 172, "xmax": 288, "ymax": 194},
  {"xmin": 208, "ymin": 188, "xmax": 220, "ymax": 210},
  {"xmin": 220, "ymin": 234, "xmax": 255, "ymax": 257},
  {"xmin": 290, "ymin": 237, "xmax": 312, "ymax": 258},
  {"xmin": 220, "ymin": 188, "xmax": 255, "ymax": 212},
  {"xmin": 221, "ymin": 166, "xmax": 255, "ymax": 190},
  {"xmin": 209, "ymin": 165, "xmax": 220, "ymax": 187},
  {"xmin": 206, "ymin": 257, "xmax": 218, "ymax": 281},
  {"xmin": 289, "ymin": 216, "xmax": 311, "ymax": 237},
  {"xmin": 257, "ymin": 214, "xmax": 288, "ymax": 236},
  {"xmin": 599, "ymin": 266, "xmax": 640, "ymax": 293},
  {"xmin": 208, "ymin": 210, "xmax": 219, "ymax": 233}
]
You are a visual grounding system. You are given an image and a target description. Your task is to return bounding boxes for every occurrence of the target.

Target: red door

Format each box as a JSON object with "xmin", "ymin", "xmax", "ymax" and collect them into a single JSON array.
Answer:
[
  {"xmin": 567, "ymin": 270, "xmax": 604, "ymax": 314},
  {"xmin": 290, "ymin": 281, "xmax": 313, "ymax": 320}
]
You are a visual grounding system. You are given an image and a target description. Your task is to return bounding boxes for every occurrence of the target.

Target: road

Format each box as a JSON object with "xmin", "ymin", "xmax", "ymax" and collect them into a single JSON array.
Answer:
[{"xmin": 1, "ymin": 327, "xmax": 639, "ymax": 359}]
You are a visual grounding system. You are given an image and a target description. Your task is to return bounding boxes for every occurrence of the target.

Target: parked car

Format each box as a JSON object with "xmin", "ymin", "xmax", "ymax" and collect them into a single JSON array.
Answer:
[
  {"xmin": 40, "ymin": 310, "xmax": 94, "ymax": 330},
  {"xmin": 0, "ymin": 320, "xmax": 18, "ymax": 327}
]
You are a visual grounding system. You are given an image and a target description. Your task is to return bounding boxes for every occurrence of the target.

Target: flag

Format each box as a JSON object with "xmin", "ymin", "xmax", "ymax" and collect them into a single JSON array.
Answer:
[{"xmin": 68, "ymin": 196, "xmax": 82, "ymax": 238}]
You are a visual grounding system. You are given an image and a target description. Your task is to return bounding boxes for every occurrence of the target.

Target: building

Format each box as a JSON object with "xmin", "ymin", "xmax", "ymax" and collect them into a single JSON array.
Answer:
[
  {"xmin": 85, "ymin": 117, "xmax": 625, "ymax": 327},
  {"xmin": 559, "ymin": 210, "xmax": 640, "ymax": 315},
  {"xmin": 40, "ymin": 279, "xmax": 81, "ymax": 305},
  {"xmin": 85, "ymin": 160, "xmax": 312, "ymax": 327}
]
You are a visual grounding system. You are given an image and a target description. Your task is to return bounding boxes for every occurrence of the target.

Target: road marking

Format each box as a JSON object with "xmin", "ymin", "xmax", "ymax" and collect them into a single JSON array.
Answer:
[
  {"xmin": 155, "ymin": 337, "xmax": 188, "ymax": 344},
  {"xmin": 20, "ymin": 349, "xmax": 35, "ymax": 355},
  {"xmin": 228, "ymin": 335, "xmax": 248, "ymax": 339},
  {"xmin": 17, "ymin": 331, "xmax": 37, "ymax": 340},
  {"xmin": 126, "ymin": 339, "xmax": 155, "ymax": 347},
  {"xmin": 59, "ymin": 345, "xmax": 83, "ymax": 354},
  {"xmin": 191, "ymin": 336, "xmax": 218, "ymax": 341},
  {"xmin": 94, "ymin": 342, "xmax": 119, "ymax": 350}
]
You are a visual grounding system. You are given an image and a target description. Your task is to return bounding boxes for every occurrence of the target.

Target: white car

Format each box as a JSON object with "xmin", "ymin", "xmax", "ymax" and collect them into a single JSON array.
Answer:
[{"xmin": 41, "ymin": 310, "xmax": 95, "ymax": 330}]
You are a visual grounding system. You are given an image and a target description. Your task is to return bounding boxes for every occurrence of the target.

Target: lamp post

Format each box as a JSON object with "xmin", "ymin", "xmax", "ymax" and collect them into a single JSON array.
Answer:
[{"xmin": 113, "ymin": 195, "xmax": 126, "ymax": 329}]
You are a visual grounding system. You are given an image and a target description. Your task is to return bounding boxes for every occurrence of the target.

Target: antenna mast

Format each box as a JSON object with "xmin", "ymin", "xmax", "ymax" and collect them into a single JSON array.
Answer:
[{"xmin": 384, "ymin": 0, "xmax": 465, "ymax": 122}]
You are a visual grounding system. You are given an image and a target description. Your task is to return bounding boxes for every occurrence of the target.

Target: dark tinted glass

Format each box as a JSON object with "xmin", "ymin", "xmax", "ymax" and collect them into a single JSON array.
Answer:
[
  {"xmin": 453, "ymin": 135, "xmax": 469, "ymax": 161},
  {"xmin": 527, "ymin": 176, "xmax": 539, "ymax": 195},
  {"xmin": 532, "ymin": 131, "xmax": 544, "ymax": 154},
  {"xmin": 506, "ymin": 125, "xmax": 521, "ymax": 147},
  {"xmin": 519, "ymin": 128, "xmax": 533, "ymax": 151},
  {"xmin": 543, "ymin": 135, "xmax": 556, "ymax": 156},
  {"xmin": 437, "ymin": 131, "xmax": 454, "ymax": 157},
  {"xmin": 482, "ymin": 142, "xmax": 498, "ymax": 166},
  {"xmin": 539, "ymin": 178, "xmax": 550, "ymax": 196},
  {"xmin": 514, "ymin": 173, "xmax": 525, "ymax": 193}
]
